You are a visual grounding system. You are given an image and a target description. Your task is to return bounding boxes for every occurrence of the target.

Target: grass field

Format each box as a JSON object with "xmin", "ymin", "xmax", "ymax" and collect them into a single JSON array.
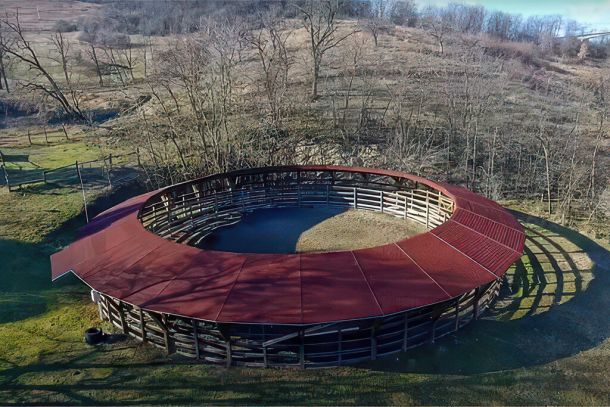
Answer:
[{"xmin": 0, "ymin": 151, "xmax": 609, "ymax": 404}]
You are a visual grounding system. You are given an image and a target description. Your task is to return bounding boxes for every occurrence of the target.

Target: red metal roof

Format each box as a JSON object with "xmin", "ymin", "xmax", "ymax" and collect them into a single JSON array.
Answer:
[{"xmin": 51, "ymin": 165, "xmax": 525, "ymax": 325}]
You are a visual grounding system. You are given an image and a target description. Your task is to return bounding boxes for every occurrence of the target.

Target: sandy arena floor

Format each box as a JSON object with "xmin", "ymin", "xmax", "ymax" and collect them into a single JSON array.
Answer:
[{"xmin": 198, "ymin": 207, "xmax": 426, "ymax": 254}]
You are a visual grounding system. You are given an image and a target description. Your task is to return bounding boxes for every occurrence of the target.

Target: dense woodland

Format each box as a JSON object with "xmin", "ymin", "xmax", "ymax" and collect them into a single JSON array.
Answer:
[{"xmin": 0, "ymin": 0, "xmax": 608, "ymax": 234}]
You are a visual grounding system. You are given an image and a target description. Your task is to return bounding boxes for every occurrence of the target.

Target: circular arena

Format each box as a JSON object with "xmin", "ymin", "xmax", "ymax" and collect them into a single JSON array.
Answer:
[{"xmin": 51, "ymin": 166, "xmax": 525, "ymax": 368}]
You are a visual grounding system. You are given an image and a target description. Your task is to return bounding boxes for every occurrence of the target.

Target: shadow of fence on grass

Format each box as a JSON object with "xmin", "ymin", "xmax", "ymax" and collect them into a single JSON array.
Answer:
[{"xmin": 364, "ymin": 212, "xmax": 610, "ymax": 374}]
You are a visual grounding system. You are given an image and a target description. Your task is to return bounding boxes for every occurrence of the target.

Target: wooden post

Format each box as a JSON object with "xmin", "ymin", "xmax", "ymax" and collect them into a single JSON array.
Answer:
[
  {"xmin": 371, "ymin": 325, "xmax": 377, "ymax": 360},
  {"xmin": 425, "ymin": 191, "xmax": 430, "ymax": 229},
  {"xmin": 402, "ymin": 313, "xmax": 409, "ymax": 352},
  {"xmin": 299, "ymin": 330, "xmax": 305, "ymax": 368},
  {"xmin": 454, "ymin": 300, "xmax": 460, "ymax": 331},
  {"xmin": 226, "ymin": 341, "xmax": 232, "ymax": 367},
  {"xmin": 42, "ymin": 170, "xmax": 46, "ymax": 184},
  {"xmin": 75, "ymin": 161, "xmax": 89, "ymax": 223},
  {"xmin": 263, "ymin": 346, "xmax": 268, "ymax": 368},
  {"xmin": 27, "ymin": 129, "xmax": 32, "ymax": 145},
  {"xmin": 104, "ymin": 156, "xmax": 112, "ymax": 189},
  {"xmin": 192, "ymin": 319, "xmax": 201, "ymax": 359},
  {"xmin": 118, "ymin": 302, "xmax": 127, "ymax": 333},
  {"xmin": 353, "ymin": 188, "xmax": 357, "ymax": 209},
  {"xmin": 161, "ymin": 315, "xmax": 170, "ymax": 354},
  {"xmin": 0, "ymin": 151, "xmax": 9, "ymax": 188},
  {"xmin": 473, "ymin": 287, "xmax": 481, "ymax": 320},
  {"xmin": 44, "ymin": 126, "xmax": 49, "ymax": 144},
  {"xmin": 61, "ymin": 123, "xmax": 69, "ymax": 140},
  {"xmin": 104, "ymin": 296, "xmax": 112, "ymax": 324},
  {"xmin": 337, "ymin": 329, "xmax": 343, "ymax": 366},
  {"xmin": 380, "ymin": 190, "xmax": 384, "ymax": 213},
  {"xmin": 138, "ymin": 307, "xmax": 146, "ymax": 342},
  {"xmin": 97, "ymin": 295, "xmax": 105, "ymax": 321}
]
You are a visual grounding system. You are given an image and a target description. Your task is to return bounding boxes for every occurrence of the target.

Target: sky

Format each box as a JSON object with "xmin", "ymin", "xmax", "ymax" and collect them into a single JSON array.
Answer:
[{"xmin": 414, "ymin": 0, "xmax": 610, "ymax": 31}]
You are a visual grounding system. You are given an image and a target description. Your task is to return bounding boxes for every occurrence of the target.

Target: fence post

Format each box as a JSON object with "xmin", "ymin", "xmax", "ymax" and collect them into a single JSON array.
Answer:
[
  {"xmin": 44, "ymin": 126, "xmax": 49, "ymax": 144},
  {"xmin": 1, "ymin": 165, "xmax": 9, "ymax": 190},
  {"xmin": 61, "ymin": 123, "xmax": 69, "ymax": 140},
  {"xmin": 0, "ymin": 150, "xmax": 9, "ymax": 189},
  {"xmin": 27, "ymin": 129, "xmax": 32, "ymax": 146},
  {"xmin": 75, "ymin": 160, "xmax": 89, "ymax": 223},
  {"xmin": 104, "ymin": 155, "xmax": 112, "ymax": 190}
]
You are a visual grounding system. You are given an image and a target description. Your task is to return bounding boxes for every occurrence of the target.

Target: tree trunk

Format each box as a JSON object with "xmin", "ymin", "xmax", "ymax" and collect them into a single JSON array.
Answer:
[
  {"xmin": 90, "ymin": 45, "xmax": 103, "ymax": 87},
  {"xmin": 311, "ymin": 61, "xmax": 320, "ymax": 99},
  {"xmin": 542, "ymin": 143, "xmax": 552, "ymax": 215}
]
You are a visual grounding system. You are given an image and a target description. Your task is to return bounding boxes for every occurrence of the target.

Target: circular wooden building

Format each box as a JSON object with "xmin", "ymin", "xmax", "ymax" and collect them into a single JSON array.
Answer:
[{"xmin": 51, "ymin": 166, "xmax": 525, "ymax": 368}]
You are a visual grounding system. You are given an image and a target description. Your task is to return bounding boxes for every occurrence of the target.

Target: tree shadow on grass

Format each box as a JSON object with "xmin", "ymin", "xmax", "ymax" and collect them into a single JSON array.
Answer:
[
  {"xmin": 364, "ymin": 211, "xmax": 610, "ymax": 374},
  {"xmin": 0, "ymin": 183, "xmax": 148, "ymax": 324}
]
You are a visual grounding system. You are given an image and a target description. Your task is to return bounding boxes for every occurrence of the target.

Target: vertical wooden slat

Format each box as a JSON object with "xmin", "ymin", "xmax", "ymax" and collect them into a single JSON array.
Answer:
[
  {"xmin": 138, "ymin": 307, "xmax": 146, "ymax": 342},
  {"xmin": 263, "ymin": 346, "xmax": 268, "ymax": 368},
  {"xmin": 454, "ymin": 300, "xmax": 460, "ymax": 331},
  {"xmin": 118, "ymin": 301, "xmax": 127, "ymax": 333},
  {"xmin": 192, "ymin": 319, "xmax": 201, "ymax": 359},
  {"xmin": 371, "ymin": 325, "xmax": 377, "ymax": 360},
  {"xmin": 226, "ymin": 341, "xmax": 232, "ymax": 367},
  {"xmin": 473, "ymin": 287, "xmax": 481, "ymax": 319},
  {"xmin": 337, "ymin": 329, "xmax": 343, "ymax": 366},
  {"xmin": 402, "ymin": 313, "xmax": 409, "ymax": 352},
  {"xmin": 299, "ymin": 330, "xmax": 305, "ymax": 368}
]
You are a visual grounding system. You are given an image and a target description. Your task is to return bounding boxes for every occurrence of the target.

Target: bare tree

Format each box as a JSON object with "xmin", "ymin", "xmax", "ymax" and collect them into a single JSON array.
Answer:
[
  {"xmin": 51, "ymin": 31, "xmax": 84, "ymax": 120},
  {"xmin": 0, "ymin": 13, "xmax": 85, "ymax": 120},
  {"xmin": 296, "ymin": 0, "xmax": 355, "ymax": 99},
  {"xmin": 364, "ymin": 16, "xmax": 390, "ymax": 47},
  {"xmin": 421, "ymin": 7, "xmax": 451, "ymax": 54},
  {"xmin": 85, "ymin": 43, "xmax": 104, "ymax": 86},
  {"xmin": 250, "ymin": 13, "xmax": 293, "ymax": 126},
  {"xmin": 0, "ymin": 24, "xmax": 10, "ymax": 92}
]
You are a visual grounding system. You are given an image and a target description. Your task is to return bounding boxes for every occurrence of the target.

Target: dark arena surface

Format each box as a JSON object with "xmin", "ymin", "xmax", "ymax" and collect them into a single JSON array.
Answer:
[
  {"xmin": 198, "ymin": 207, "xmax": 348, "ymax": 253},
  {"xmin": 50, "ymin": 165, "xmax": 526, "ymax": 367},
  {"xmin": 197, "ymin": 207, "xmax": 422, "ymax": 254}
]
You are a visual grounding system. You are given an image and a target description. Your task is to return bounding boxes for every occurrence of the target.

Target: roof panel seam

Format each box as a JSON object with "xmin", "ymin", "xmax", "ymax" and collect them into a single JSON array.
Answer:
[
  {"xmin": 349, "ymin": 251, "xmax": 385, "ymax": 316},
  {"xmin": 214, "ymin": 257, "xmax": 249, "ymax": 320},
  {"xmin": 457, "ymin": 206, "xmax": 523, "ymax": 233},
  {"xmin": 392, "ymin": 243, "xmax": 452, "ymax": 298},
  {"xmin": 430, "ymin": 233, "xmax": 501, "ymax": 278},
  {"xmin": 78, "ymin": 238, "xmax": 166, "ymax": 279}
]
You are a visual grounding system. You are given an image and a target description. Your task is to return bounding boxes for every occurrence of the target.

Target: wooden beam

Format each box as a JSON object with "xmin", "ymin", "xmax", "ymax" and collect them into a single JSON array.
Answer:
[
  {"xmin": 299, "ymin": 330, "xmax": 305, "ymax": 369},
  {"xmin": 192, "ymin": 319, "xmax": 201, "ymax": 359},
  {"xmin": 226, "ymin": 341, "xmax": 232, "ymax": 367},
  {"xmin": 473, "ymin": 287, "xmax": 481, "ymax": 319},
  {"xmin": 402, "ymin": 313, "xmax": 409, "ymax": 352},
  {"xmin": 454, "ymin": 300, "xmax": 460, "ymax": 331},
  {"xmin": 138, "ymin": 307, "xmax": 146, "ymax": 342},
  {"xmin": 337, "ymin": 330, "xmax": 343, "ymax": 366},
  {"xmin": 371, "ymin": 325, "xmax": 377, "ymax": 360},
  {"xmin": 118, "ymin": 302, "xmax": 127, "ymax": 333}
]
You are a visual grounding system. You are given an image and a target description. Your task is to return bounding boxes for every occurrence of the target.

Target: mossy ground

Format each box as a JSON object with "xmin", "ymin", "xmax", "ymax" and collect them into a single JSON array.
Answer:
[{"xmin": 1, "ymin": 160, "xmax": 609, "ymax": 404}]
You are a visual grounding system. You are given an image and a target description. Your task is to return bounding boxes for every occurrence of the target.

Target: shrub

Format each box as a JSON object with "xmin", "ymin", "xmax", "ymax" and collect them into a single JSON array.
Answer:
[
  {"xmin": 53, "ymin": 19, "xmax": 78, "ymax": 33},
  {"xmin": 480, "ymin": 36, "xmax": 537, "ymax": 64}
]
